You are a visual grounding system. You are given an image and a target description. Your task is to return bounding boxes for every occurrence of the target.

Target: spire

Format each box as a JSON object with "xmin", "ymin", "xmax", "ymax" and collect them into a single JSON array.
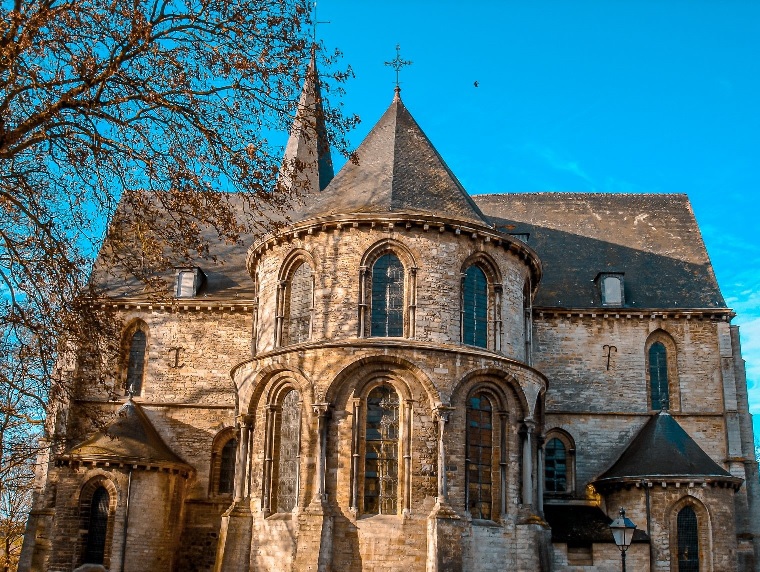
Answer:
[{"xmin": 279, "ymin": 48, "xmax": 334, "ymax": 193}]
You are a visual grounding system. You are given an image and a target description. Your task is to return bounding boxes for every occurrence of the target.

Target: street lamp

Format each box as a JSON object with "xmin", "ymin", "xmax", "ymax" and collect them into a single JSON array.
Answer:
[{"xmin": 609, "ymin": 507, "xmax": 637, "ymax": 572}]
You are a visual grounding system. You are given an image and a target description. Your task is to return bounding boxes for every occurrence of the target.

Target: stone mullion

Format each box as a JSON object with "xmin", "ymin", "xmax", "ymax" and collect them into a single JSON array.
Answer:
[
  {"xmin": 252, "ymin": 297, "xmax": 259, "ymax": 356},
  {"xmin": 358, "ymin": 266, "xmax": 368, "ymax": 337},
  {"xmin": 295, "ymin": 398, "xmax": 303, "ymax": 509},
  {"xmin": 349, "ymin": 398, "xmax": 361, "ymax": 513},
  {"xmin": 308, "ymin": 272, "xmax": 315, "ymax": 341}
]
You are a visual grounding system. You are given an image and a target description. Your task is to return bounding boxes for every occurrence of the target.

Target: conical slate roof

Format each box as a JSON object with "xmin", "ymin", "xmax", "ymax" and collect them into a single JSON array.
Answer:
[
  {"xmin": 594, "ymin": 411, "xmax": 740, "ymax": 486},
  {"xmin": 65, "ymin": 399, "xmax": 189, "ymax": 469},
  {"xmin": 296, "ymin": 90, "xmax": 490, "ymax": 226},
  {"xmin": 279, "ymin": 49, "xmax": 334, "ymax": 193}
]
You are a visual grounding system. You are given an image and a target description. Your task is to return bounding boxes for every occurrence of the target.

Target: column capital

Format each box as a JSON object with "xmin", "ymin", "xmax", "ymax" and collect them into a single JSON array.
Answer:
[
  {"xmin": 433, "ymin": 404, "xmax": 455, "ymax": 423},
  {"xmin": 238, "ymin": 414, "xmax": 255, "ymax": 427},
  {"xmin": 312, "ymin": 402, "xmax": 331, "ymax": 417}
]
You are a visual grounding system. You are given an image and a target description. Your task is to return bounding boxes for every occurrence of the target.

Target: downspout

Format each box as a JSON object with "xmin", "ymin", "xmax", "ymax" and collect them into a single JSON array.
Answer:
[
  {"xmin": 120, "ymin": 467, "xmax": 133, "ymax": 572},
  {"xmin": 642, "ymin": 480, "xmax": 653, "ymax": 572}
]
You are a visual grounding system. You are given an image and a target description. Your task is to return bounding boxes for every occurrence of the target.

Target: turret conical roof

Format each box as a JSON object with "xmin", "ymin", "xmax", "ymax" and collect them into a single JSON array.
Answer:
[{"xmin": 296, "ymin": 90, "xmax": 490, "ymax": 226}]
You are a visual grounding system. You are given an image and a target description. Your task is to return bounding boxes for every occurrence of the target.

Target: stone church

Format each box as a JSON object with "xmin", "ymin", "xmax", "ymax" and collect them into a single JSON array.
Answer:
[{"xmin": 20, "ymin": 55, "xmax": 759, "ymax": 572}]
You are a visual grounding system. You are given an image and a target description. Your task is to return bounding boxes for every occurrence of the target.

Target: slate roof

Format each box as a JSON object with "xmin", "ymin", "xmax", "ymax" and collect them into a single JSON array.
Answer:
[
  {"xmin": 544, "ymin": 505, "xmax": 649, "ymax": 544},
  {"xmin": 473, "ymin": 192, "xmax": 726, "ymax": 310},
  {"xmin": 63, "ymin": 399, "xmax": 189, "ymax": 469},
  {"xmin": 593, "ymin": 411, "xmax": 740, "ymax": 487},
  {"xmin": 294, "ymin": 90, "xmax": 490, "ymax": 227}
]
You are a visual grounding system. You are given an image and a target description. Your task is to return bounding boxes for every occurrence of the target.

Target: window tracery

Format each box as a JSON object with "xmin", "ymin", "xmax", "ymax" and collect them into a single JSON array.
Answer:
[
  {"xmin": 466, "ymin": 392, "xmax": 493, "ymax": 519},
  {"xmin": 462, "ymin": 265, "xmax": 488, "ymax": 348},
  {"xmin": 371, "ymin": 254, "xmax": 405, "ymax": 337},
  {"xmin": 275, "ymin": 389, "xmax": 301, "ymax": 512},
  {"xmin": 364, "ymin": 385, "xmax": 400, "ymax": 514}
]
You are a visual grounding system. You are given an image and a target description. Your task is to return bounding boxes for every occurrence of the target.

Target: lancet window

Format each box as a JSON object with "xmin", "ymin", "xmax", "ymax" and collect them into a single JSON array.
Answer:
[
  {"xmin": 677, "ymin": 506, "xmax": 699, "ymax": 571},
  {"xmin": 218, "ymin": 438, "xmax": 237, "ymax": 494},
  {"xmin": 364, "ymin": 385, "xmax": 400, "ymax": 514},
  {"xmin": 466, "ymin": 392, "xmax": 493, "ymax": 519},
  {"xmin": 649, "ymin": 341, "xmax": 669, "ymax": 410},
  {"xmin": 285, "ymin": 261, "xmax": 313, "ymax": 345},
  {"xmin": 462, "ymin": 265, "xmax": 488, "ymax": 348},
  {"xmin": 125, "ymin": 328, "xmax": 147, "ymax": 396},
  {"xmin": 370, "ymin": 254, "xmax": 404, "ymax": 337}
]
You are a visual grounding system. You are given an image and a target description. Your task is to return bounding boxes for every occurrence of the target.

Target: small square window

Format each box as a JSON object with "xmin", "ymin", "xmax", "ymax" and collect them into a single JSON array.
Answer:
[
  {"xmin": 597, "ymin": 272, "xmax": 625, "ymax": 306},
  {"xmin": 175, "ymin": 267, "xmax": 205, "ymax": 298}
]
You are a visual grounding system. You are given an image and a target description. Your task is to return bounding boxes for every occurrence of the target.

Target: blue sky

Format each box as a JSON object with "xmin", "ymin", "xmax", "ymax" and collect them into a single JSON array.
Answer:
[{"xmin": 316, "ymin": 1, "xmax": 760, "ymax": 434}]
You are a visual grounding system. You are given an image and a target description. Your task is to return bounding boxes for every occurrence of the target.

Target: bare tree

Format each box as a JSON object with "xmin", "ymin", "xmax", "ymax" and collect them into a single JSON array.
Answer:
[{"xmin": 0, "ymin": 1, "xmax": 354, "ymax": 569}]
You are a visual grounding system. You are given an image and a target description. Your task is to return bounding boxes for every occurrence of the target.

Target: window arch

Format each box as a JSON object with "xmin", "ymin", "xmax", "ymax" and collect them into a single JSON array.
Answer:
[
  {"xmin": 209, "ymin": 429, "xmax": 237, "ymax": 497},
  {"xmin": 466, "ymin": 392, "xmax": 493, "ymax": 519},
  {"xmin": 262, "ymin": 385, "xmax": 302, "ymax": 515},
  {"xmin": 371, "ymin": 254, "xmax": 405, "ymax": 337},
  {"xmin": 543, "ymin": 429, "xmax": 575, "ymax": 496},
  {"xmin": 677, "ymin": 506, "xmax": 699, "ymax": 571},
  {"xmin": 646, "ymin": 331, "xmax": 680, "ymax": 411},
  {"xmin": 462, "ymin": 265, "xmax": 488, "ymax": 348},
  {"xmin": 364, "ymin": 384, "xmax": 400, "ymax": 514},
  {"xmin": 122, "ymin": 322, "xmax": 148, "ymax": 396}
]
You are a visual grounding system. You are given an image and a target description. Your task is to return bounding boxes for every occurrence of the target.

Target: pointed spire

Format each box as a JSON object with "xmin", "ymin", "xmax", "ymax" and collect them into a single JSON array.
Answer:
[{"xmin": 279, "ymin": 48, "xmax": 334, "ymax": 193}]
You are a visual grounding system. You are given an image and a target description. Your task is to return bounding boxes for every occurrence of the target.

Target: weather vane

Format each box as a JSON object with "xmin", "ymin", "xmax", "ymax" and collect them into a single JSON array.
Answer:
[
  {"xmin": 312, "ymin": 2, "xmax": 330, "ymax": 43},
  {"xmin": 384, "ymin": 44, "xmax": 412, "ymax": 89}
]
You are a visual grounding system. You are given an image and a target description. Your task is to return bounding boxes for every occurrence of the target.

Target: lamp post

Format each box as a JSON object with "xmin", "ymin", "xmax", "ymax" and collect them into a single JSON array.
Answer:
[{"xmin": 609, "ymin": 507, "xmax": 637, "ymax": 572}]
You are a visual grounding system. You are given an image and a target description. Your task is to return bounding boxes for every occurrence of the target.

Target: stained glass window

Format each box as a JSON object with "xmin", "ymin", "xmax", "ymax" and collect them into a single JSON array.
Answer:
[
  {"xmin": 677, "ymin": 506, "xmax": 699, "ymax": 572},
  {"xmin": 466, "ymin": 393, "xmax": 493, "ymax": 519},
  {"xmin": 125, "ymin": 330, "xmax": 146, "ymax": 396},
  {"xmin": 371, "ymin": 254, "xmax": 404, "ymax": 337},
  {"xmin": 218, "ymin": 438, "xmax": 237, "ymax": 494},
  {"xmin": 286, "ymin": 262, "xmax": 312, "ymax": 345},
  {"xmin": 649, "ymin": 342, "xmax": 669, "ymax": 410},
  {"xmin": 364, "ymin": 385, "xmax": 399, "ymax": 514},
  {"xmin": 83, "ymin": 487, "xmax": 109, "ymax": 564},
  {"xmin": 545, "ymin": 438, "xmax": 567, "ymax": 493},
  {"xmin": 276, "ymin": 390, "xmax": 301, "ymax": 512},
  {"xmin": 462, "ymin": 266, "xmax": 488, "ymax": 348}
]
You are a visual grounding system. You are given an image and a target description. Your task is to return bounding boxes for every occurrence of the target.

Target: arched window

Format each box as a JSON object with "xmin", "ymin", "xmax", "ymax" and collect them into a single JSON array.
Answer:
[
  {"xmin": 462, "ymin": 265, "xmax": 488, "ymax": 348},
  {"xmin": 649, "ymin": 341, "xmax": 669, "ymax": 410},
  {"xmin": 677, "ymin": 506, "xmax": 699, "ymax": 571},
  {"xmin": 545, "ymin": 438, "xmax": 567, "ymax": 493},
  {"xmin": 364, "ymin": 385, "xmax": 400, "ymax": 514},
  {"xmin": 83, "ymin": 487, "xmax": 110, "ymax": 565},
  {"xmin": 125, "ymin": 329, "xmax": 147, "ymax": 396},
  {"xmin": 466, "ymin": 392, "xmax": 493, "ymax": 519},
  {"xmin": 218, "ymin": 438, "xmax": 237, "ymax": 494},
  {"xmin": 371, "ymin": 254, "xmax": 404, "ymax": 337},
  {"xmin": 285, "ymin": 262, "xmax": 313, "ymax": 345},
  {"xmin": 273, "ymin": 389, "xmax": 301, "ymax": 512}
]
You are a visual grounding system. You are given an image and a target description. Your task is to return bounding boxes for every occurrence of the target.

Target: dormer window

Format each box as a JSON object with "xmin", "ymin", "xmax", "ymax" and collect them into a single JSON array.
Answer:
[
  {"xmin": 597, "ymin": 272, "xmax": 624, "ymax": 306},
  {"xmin": 175, "ymin": 267, "xmax": 205, "ymax": 298}
]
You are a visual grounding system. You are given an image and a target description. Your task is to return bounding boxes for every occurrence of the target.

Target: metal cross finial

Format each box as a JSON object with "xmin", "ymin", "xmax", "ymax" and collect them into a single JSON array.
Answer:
[
  {"xmin": 384, "ymin": 44, "xmax": 413, "ymax": 90},
  {"xmin": 312, "ymin": 1, "xmax": 330, "ymax": 43}
]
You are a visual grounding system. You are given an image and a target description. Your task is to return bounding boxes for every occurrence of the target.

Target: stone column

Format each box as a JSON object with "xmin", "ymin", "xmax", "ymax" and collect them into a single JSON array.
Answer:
[
  {"xmin": 312, "ymin": 403, "xmax": 330, "ymax": 504},
  {"xmin": 234, "ymin": 415, "xmax": 252, "ymax": 503},
  {"xmin": 261, "ymin": 405, "xmax": 276, "ymax": 514},
  {"xmin": 499, "ymin": 411, "xmax": 509, "ymax": 519},
  {"xmin": 494, "ymin": 283, "xmax": 503, "ymax": 353},
  {"xmin": 274, "ymin": 280, "xmax": 286, "ymax": 347},
  {"xmin": 349, "ymin": 398, "xmax": 361, "ymax": 513},
  {"xmin": 408, "ymin": 267, "xmax": 418, "ymax": 338},
  {"xmin": 433, "ymin": 406, "xmax": 455, "ymax": 508},
  {"xmin": 537, "ymin": 434, "xmax": 544, "ymax": 515},
  {"xmin": 521, "ymin": 419, "xmax": 535, "ymax": 508},
  {"xmin": 403, "ymin": 399, "xmax": 414, "ymax": 515}
]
